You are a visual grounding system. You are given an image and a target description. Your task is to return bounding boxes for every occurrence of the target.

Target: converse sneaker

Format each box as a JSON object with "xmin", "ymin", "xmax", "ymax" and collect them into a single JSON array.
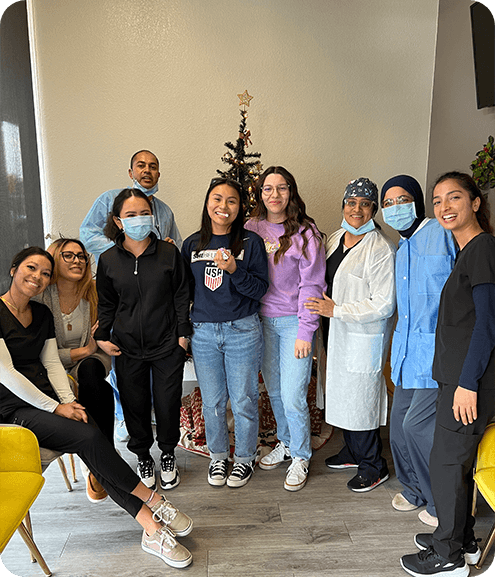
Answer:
[
  {"xmin": 415, "ymin": 533, "xmax": 481, "ymax": 565},
  {"xmin": 208, "ymin": 459, "xmax": 228, "ymax": 486},
  {"xmin": 401, "ymin": 546, "xmax": 468, "ymax": 577},
  {"xmin": 259, "ymin": 442, "xmax": 291, "ymax": 470},
  {"xmin": 137, "ymin": 457, "xmax": 156, "ymax": 490},
  {"xmin": 284, "ymin": 458, "xmax": 309, "ymax": 492},
  {"xmin": 324, "ymin": 454, "xmax": 358, "ymax": 469},
  {"xmin": 141, "ymin": 525, "xmax": 192, "ymax": 569},
  {"xmin": 160, "ymin": 453, "xmax": 180, "ymax": 490},
  {"xmin": 226, "ymin": 460, "xmax": 255, "ymax": 488},
  {"xmin": 151, "ymin": 496, "xmax": 193, "ymax": 537}
]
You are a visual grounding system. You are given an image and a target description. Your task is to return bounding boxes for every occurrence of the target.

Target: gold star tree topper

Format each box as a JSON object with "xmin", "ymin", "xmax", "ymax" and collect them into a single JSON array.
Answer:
[{"xmin": 237, "ymin": 90, "xmax": 253, "ymax": 108}]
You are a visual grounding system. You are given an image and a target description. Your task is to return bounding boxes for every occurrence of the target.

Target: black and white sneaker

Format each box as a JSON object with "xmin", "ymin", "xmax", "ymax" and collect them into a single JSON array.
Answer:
[
  {"xmin": 137, "ymin": 456, "xmax": 156, "ymax": 490},
  {"xmin": 208, "ymin": 459, "xmax": 228, "ymax": 486},
  {"xmin": 226, "ymin": 460, "xmax": 255, "ymax": 488},
  {"xmin": 160, "ymin": 453, "xmax": 180, "ymax": 490},
  {"xmin": 415, "ymin": 533, "xmax": 481, "ymax": 565},
  {"xmin": 401, "ymin": 547, "xmax": 469, "ymax": 577},
  {"xmin": 347, "ymin": 471, "xmax": 389, "ymax": 492}
]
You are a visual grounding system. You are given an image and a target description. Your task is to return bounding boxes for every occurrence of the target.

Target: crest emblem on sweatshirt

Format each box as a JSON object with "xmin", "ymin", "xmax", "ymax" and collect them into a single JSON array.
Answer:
[
  {"xmin": 204, "ymin": 266, "xmax": 223, "ymax": 291},
  {"xmin": 264, "ymin": 239, "xmax": 279, "ymax": 255}
]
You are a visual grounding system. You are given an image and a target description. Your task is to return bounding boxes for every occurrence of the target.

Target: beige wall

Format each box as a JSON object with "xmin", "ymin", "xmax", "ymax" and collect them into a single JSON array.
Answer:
[
  {"xmin": 426, "ymin": 0, "xmax": 495, "ymax": 223},
  {"xmin": 27, "ymin": 0, "xmax": 441, "ymax": 243}
]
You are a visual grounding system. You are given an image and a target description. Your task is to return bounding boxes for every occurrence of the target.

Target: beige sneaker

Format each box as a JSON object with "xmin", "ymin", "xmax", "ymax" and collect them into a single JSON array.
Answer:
[
  {"xmin": 141, "ymin": 526, "xmax": 192, "ymax": 569},
  {"xmin": 392, "ymin": 492, "xmax": 419, "ymax": 511},
  {"xmin": 151, "ymin": 496, "xmax": 193, "ymax": 537}
]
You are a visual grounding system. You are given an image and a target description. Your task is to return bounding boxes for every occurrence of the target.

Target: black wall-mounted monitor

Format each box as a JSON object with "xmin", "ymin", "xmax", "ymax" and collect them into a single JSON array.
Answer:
[{"xmin": 470, "ymin": 2, "xmax": 495, "ymax": 109}]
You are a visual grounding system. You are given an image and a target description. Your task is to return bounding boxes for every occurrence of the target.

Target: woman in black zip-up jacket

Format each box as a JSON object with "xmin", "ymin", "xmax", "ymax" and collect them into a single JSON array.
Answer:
[{"xmin": 95, "ymin": 188, "xmax": 191, "ymax": 494}]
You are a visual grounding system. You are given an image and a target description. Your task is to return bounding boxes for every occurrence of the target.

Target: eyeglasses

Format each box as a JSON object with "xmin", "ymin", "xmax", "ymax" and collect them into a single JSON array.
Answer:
[
  {"xmin": 344, "ymin": 199, "xmax": 373, "ymax": 209},
  {"xmin": 262, "ymin": 185, "xmax": 289, "ymax": 195},
  {"xmin": 61, "ymin": 251, "xmax": 88, "ymax": 264},
  {"xmin": 382, "ymin": 195, "xmax": 414, "ymax": 208}
]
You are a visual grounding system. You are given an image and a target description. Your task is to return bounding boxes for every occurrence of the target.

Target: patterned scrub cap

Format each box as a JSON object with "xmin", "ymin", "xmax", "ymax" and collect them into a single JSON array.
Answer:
[{"xmin": 344, "ymin": 177, "xmax": 378, "ymax": 204}]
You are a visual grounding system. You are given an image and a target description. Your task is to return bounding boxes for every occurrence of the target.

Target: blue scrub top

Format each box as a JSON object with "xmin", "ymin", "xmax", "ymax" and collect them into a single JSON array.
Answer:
[{"xmin": 391, "ymin": 218, "xmax": 456, "ymax": 389}]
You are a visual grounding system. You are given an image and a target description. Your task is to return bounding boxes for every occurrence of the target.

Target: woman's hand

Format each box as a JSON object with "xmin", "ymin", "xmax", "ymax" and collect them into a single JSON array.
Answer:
[
  {"xmin": 453, "ymin": 386, "xmax": 478, "ymax": 425},
  {"xmin": 54, "ymin": 401, "xmax": 88, "ymax": 423},
  {"xmin": 163, "ymin": 237, "xmax": 176, "ymax": 245},
  {"xmin": 96, "ymin": 340, "xmax": 121, "ymax": 356},
  {"xmin": 214, "ymin": 249, "xmax": 237, "ymax": 274},
  {"xmin": 178, "ymin": 337, "xmax": 189, "ymax": 351},
  {"xmin": 294, "ymin": 339, "xmax": 312, "ymax": 359},
  {"xmin": 304, "ymin": 292, "xmax": 335, "ymax": 318}
]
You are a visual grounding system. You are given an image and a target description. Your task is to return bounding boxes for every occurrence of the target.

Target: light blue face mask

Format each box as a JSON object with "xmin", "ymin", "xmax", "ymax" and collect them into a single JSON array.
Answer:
[
  {"xmin": 382, "ymin": 202, "xmax": 417, "ymax": 231},
  {"xmin": 341, "ymin": 217, "xmax": 375, "ymax": 236},
  {"xmin": 119, "ymin": 215, "xmax": 154, "ymax": 241},
  {"xmin": 132, "ymin": 179, "xmax": 159, "ymax": 197}
]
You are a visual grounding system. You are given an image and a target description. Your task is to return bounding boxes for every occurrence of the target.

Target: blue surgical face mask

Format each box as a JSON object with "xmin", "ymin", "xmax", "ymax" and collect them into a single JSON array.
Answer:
[
  {"xmin": 341, "ymin": 217, "xmax": 375, "ymax": 236},
  {"xmin": 119, "ymin": 215, "xmax": 154, "ymax": 241},
  {"xmin": 133, "ymin": 179, "xmax": 159, "ymax": 197},
  {"xmin": 382, "ymin": 202, "xmax": 417, "ymax": 231}
]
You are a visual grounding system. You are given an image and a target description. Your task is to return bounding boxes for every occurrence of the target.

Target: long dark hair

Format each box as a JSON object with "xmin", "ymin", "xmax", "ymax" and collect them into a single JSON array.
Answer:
[
  {"xmin": 195, "ymin": 178, "xmax": 245, "ymax": 257},
  {"xmin": 103, "ymin": 188, "xmax": 153, "ymax": 241},
  {"xmin": 432, "ymin": 171, "xmax": 493, "ymax": 235},
  {"xmin": 10, "ymin": 247, "xmax": 54, "ymax": 278},
  {"xmin": 250, "ymin": 166, "xmax": 323, "ymax": 264}
]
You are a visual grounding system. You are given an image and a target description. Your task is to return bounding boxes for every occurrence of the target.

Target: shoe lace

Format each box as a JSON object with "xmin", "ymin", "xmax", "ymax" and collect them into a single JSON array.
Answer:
[
  {"xmin": 288, "ymin": 459, "xmax": 307, "ymax": 474},
  {"xmin": 152, "ymin": 499, "xmax": 178, "ymax": 524},
  {"xmin": 157, "ymin": 526, "xmax": 177, "ymax": 550},
  {"xmin": 418, "ymin": 546, "xmax": 439, "ymax": 562},
  {"xmin": 210, "ymin": 460, "xmax": 227, "ymax": 475},
  {"xmin": 161, "ymin": 454, "xmax": 175, "ymax": 472},
  {"xmin": 139, "ymin": 459, "xmax": 154, "ymax": 476},
  {"xmin": 230, "ymin": 462, "xmax": 249, "ymax": 478}
]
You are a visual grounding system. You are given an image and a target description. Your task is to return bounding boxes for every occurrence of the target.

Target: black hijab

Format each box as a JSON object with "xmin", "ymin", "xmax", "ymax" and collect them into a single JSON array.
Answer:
[{"xmin": 380, "ymin": 175, "xmax": 426, "ymax": 238}]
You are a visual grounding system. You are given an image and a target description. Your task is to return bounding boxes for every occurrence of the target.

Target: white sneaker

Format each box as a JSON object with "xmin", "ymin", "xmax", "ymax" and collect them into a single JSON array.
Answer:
[
  {"xmin": 284, "ymin": 458, "xmax": 309, "ymax": 492},
  {"xmin": 137, "ymin": 457, "xmax": 156, "ymax": 490},
  {"xmin": 259, "ymin": 442, "xmax": 291, "ymax": 470}
]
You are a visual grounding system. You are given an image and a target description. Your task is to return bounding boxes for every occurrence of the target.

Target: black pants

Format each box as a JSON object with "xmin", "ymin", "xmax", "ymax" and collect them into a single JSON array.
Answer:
[
  {"xmin": 77, "ymin": 357, "xmax": 115, "ymax": 447},
  {"xmin": 7, "ymin": 407, "xmax": 143, "ymax": 517},
  {"xmin": 115, "ymin": 345, "xmax": 186, "ymax": 459},
  {"xmin": 430, "ymin": 382, "xmax": 495, "ymax": 561},
  {"xmin": 338, "ymin": 428, "xmax": 388, "ymax": 481}
]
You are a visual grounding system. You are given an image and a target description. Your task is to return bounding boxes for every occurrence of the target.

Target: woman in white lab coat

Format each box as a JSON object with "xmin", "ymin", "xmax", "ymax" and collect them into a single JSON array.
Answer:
[{"xmin": 305, "ymin": 178, "xmax": 396, "ymax": 492}]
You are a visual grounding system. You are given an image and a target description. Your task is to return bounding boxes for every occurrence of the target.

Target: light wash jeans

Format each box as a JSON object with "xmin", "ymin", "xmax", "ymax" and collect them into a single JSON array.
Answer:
[
  {"xmin": 191, "ymin": 313, "xmax": 262, "ymax": 463},
  {"xmin": 261, "ymin": 315, "xmax": 313, "ymax": 462}
]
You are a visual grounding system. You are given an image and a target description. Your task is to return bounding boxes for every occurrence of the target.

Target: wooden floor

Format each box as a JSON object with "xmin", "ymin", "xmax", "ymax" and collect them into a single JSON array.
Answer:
[{"xmin": 2, "ymin": 427, "xmax": 494, "ymax": 577}]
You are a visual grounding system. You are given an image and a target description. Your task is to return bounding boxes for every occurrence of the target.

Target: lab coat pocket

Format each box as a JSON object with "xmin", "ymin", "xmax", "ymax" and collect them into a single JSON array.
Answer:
[
  {"xmin": 345, "ymin": 332, "xmax": 384, "ymax": 373},
  {"xmin": 415, "ymin": 333, "xmax": 435, "ymax": 379}
]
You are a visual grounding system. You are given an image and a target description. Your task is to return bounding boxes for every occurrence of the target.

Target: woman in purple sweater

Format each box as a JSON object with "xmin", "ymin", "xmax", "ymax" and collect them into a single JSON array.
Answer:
[{"xmin": 245, "ymin": 166, "xmax": 326, "ymax": 491}]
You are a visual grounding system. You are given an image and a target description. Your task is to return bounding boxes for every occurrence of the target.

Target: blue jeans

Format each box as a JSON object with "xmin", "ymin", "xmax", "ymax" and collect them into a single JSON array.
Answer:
[
  {"xmin": 261, "ymin": 315, "xmax": 313, "ymax": 462},
  {"xmin": 191, "ymin": 313, "xmax": 262, "ymax": 463}
]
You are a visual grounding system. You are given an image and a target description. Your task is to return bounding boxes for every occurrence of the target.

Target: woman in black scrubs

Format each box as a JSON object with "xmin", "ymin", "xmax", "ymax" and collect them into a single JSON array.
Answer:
[{"xmin": 400, "ymin": 172, "xmax": 495, "ymax": 577}]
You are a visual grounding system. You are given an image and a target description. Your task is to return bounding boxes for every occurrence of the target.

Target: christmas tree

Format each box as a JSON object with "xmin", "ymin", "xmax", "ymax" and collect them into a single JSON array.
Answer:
[{"xmin": 217, "ymin": 90, "xmax": 263, "ymax": 213}]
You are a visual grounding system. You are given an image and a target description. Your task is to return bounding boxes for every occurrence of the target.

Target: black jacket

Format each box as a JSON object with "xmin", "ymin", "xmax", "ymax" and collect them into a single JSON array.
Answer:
[{"xmin": 95, "ymin": 234, "xmax": 191, "ymax": 360}]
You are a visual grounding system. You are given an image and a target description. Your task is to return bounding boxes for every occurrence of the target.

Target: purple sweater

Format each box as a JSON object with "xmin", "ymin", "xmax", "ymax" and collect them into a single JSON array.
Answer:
[{"xmin": 245, "ymin": 218, "xmax": 327, "ymax": 342}]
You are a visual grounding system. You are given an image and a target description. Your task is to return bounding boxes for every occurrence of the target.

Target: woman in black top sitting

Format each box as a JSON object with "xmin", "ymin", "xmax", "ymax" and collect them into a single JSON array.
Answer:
[
  {"xmin": 0, "ymin": 247, "xmax": 193, "ymax": 569},
  {"xmin": 400, "ymin": 172, "xmax": 495, "ymax": 577}
]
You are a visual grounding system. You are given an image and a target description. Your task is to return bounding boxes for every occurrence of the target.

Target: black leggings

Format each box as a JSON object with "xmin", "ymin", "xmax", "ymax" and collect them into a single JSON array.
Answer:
[
  {"xmin": 7, "ymin": 407, "xmax": 143, "ymax": 518},
  {"xmin": 77, "ymin": 357, "xmax": 115, "ymax": 446}
]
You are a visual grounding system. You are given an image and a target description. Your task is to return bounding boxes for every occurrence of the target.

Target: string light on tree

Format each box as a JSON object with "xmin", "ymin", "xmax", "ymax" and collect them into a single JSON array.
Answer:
[{"xmin": 217, "ymin": 91, "xmax": 262, "ymax": 214}]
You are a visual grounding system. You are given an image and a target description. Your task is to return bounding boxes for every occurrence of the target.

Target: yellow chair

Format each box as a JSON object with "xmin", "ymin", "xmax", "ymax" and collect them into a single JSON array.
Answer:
[
  {"xmin": 473, "ymin": 422, "xmax": 495, "ymax": 569},
  {"xmin": 0, "ymin": 424, "xmax": 52, "ymax": 576}
]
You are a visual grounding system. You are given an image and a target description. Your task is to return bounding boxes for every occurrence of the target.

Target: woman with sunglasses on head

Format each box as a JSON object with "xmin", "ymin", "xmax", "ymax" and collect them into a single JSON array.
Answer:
[
  {"xmin": 181, "ymin": 178, "xmax": 268, "ymax": 489},
  {"xmin": 0, "ymin": 247, "xmax": 193, "ymax": 569},
  {"xmin": 245, "ymin": 166, "xmax": 326, "ymax": 492},
  {"xmin": 305, "ymin": 178, "xmax": 396, "ymax": 492},
  {"xmin": 380, "ymin": 175, "xmax": 456, "ymax": 527},
  {"xmin": 95, "ymin": 188, "xmax": 191, "ymax": 495},
  {"xmin": 401, "ymin": 172, "xmax": 495, "ymax": 577},
  {"xmin": 34, "ymin": 238, "xmax": 114, "ymax": 503}
]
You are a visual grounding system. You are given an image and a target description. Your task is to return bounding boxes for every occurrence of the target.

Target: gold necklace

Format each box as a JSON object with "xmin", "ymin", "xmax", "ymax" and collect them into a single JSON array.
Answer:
[
  {"xmin": 58, "ymin": 288, "xmax": 80, "ymax": 331},
  {"xmin": 0, "ymin": 296, "xmax": 18, "ymax": 311}
]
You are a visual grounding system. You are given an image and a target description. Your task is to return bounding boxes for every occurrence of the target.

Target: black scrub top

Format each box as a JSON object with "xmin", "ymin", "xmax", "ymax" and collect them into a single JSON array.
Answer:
[{"xmin": 432, "ymin": 232, "xmax": 495, "ymax": 387}]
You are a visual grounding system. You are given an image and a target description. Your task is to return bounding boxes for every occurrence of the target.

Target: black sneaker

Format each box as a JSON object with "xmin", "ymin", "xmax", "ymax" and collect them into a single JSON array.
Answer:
[
  {"xmin": 401, "ymin": 547, "xmax": 468, "ymax": 577},
  {"xmin": 160, "ymin": 453, "xmax": 180, "ymax": 490},
  {"xmin": 137, "ymin": 456, "xmax": 156, "ymax": 490},
  {"xmin": 347, "ymin": 471, "xmax": 389, "ymax": 492},
  {"xmin": 226, "ymin": 460, "xmax": 255, "ymax": 488},
  {"xmin": 325, "ymin": 454, "xmax": 358, "ymax": 469},
  {"xmin": 208, "ymin": 459, "xmax": 228, "ymax": 486},
  {"xmin": 415, "ymin": 533, "xmax": 481, "ymax": 565}
]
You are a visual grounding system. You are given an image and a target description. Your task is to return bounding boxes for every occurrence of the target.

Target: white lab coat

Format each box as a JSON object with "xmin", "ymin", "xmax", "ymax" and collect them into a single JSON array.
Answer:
[{"xmin": 324, "ymin": 227, "xmax": 396, "ymax": 430}]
